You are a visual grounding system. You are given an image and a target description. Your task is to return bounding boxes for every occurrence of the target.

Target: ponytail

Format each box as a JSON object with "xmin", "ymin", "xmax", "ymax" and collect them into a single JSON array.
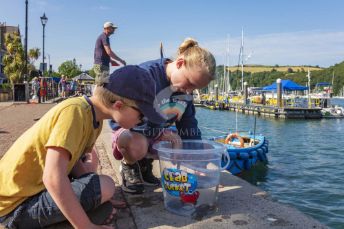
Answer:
[
  {"xmin": 178, "ymin": 38, "xmax": 198, "ymax": 55},
  {"xmin": 177, "ymin": 37, "xmax": 216, "ymax": 80}
]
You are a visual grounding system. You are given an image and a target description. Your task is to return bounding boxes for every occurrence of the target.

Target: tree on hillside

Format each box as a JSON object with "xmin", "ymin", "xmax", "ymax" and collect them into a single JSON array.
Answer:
[
  {"xmin": 287, "ymin": 68, "xmax": 293, "ymax": 73},
  {"xmin": 213, "ymin": 61, "xmax": 344, "ymax": 95},
  {"xmin": 58, "ymin": 60, "xmax": 81, "ymax": 78}
]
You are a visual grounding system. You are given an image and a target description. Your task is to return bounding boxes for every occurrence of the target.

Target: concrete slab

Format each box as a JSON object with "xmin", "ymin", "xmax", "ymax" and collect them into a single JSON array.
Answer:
[{"xmin": 98, "ymin": 121, "xmax": 328, "ymax": 229}]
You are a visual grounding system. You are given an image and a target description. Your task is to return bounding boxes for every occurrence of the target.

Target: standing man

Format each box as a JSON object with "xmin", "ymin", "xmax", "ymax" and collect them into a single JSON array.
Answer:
[{"xmin": 94, "ymin": 21, "xmax": 126, "ymax": 84}]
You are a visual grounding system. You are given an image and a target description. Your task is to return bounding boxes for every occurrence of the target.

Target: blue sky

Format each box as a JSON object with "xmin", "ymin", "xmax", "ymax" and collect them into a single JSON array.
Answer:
[{"xmin": 1, "ymin": 0, "xmax": 344, "ymax": 72}]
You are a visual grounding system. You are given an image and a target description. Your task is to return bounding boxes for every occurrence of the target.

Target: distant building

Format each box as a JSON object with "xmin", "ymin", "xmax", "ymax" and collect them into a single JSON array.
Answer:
[{"xmin": 0, "ymin": 22, "xmax": 21, "ymax": 84}]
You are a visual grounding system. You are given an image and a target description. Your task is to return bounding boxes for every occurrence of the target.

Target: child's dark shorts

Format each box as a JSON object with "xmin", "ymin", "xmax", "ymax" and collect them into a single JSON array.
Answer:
[{"xmin": 0, "ymin": 173, "xmax": 101, "ymax": 229}]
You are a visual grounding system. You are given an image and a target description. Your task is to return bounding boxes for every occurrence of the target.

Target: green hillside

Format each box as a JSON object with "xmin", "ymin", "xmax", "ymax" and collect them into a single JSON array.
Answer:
[
  {"xmin": 211, "ymin": 62, "xmax": 344, "ymax": 95},
  {"xmin": 227, "ymin": 65, "xmax": 323, "ymax": 73}
]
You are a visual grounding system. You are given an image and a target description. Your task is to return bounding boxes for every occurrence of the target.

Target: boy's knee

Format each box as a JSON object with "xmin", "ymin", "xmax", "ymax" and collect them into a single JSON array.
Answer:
[{"xmin": 99, "ymin": 175, "xmax": 115, "ymax": 203}]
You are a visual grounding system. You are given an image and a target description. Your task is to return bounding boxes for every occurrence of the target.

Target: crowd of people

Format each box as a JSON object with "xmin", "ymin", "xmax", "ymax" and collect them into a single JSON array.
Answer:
[
  {"xmin": 58, "ymin": 76, "xmax": 82, "ymax": 98},
  {"xmin": 0, "ymin": 21, "xmax": 216, "ymax": 228},
  {"xmin": 30, "ymin": 75, "xmax": 93, "ymax": 103}
]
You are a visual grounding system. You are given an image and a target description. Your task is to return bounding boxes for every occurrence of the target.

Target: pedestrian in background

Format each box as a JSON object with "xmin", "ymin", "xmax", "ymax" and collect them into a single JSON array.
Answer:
[
  {"xmin": 40, "ymin": 78, "xmax": 47, "ymax": 102},
  {"xmin": 31, "ymin": 77, "xmax": 39, "ymax": 100},
  {"xmin": 59, "ymin": 75, "xmax": 67, "ymax": 98},
  {"xmin": 70, "ymin": 79, "xmax": 78, "ymax": 96},
  {"xmin": 93, "ymin": 22, "xmax": 126, "ymax": 84}
]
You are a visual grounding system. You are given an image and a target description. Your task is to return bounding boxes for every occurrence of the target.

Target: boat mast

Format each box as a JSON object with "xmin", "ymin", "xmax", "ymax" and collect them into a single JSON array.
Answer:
[
  {"xmin": 307, "ymin": 68, "xmax": 311, "ymax": 108},
  {"xmin": 241, "ymin": 28, "xmax": 244, "ymax": 92},
  {"xmin": 331, "ymin": 70, "xmax": 335, "ymax": 95},
  {"xmin": 223, "ymin": 54, "xmax": 226, "ymax": 95},
  {"xmin": 226, "ymin": 35, "xmax": 231, "ymax": 92}
]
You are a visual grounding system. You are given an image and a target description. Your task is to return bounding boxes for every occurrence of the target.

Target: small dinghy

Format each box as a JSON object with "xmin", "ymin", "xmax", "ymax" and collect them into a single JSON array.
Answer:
[{"xmin": 211, "ymin": 132, "xmax": 269, "ymax": 175}]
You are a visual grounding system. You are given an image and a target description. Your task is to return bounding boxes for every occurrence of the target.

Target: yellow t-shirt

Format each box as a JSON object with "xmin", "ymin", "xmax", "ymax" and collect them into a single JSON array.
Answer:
[{"xmin": 0, "ymin": 96, "xmax": 103, "ymax": 216}]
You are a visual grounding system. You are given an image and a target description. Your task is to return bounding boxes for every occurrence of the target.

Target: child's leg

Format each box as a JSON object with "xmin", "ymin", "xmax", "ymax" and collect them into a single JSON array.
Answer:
[
  {"xmin": 122, "ymin": 131, "xmax": 149, "ymax": 164},
  {"xmin": 70, "ymin": 147, "xmax": 99, "ymax": 178},
  {"xmin": 99, "ymin": 175, "xmax": 116, "ymax": 204},
  {"xmin": 112, "ymin": 128, "xmax": 148, "ymax": 164},
  {"xmin": 0, "ymin": 173, "xmax": 115, "ymax": 228},
  {"xmin": 112, "ymin": 128, "xmax": 148, "ymax": 194}
]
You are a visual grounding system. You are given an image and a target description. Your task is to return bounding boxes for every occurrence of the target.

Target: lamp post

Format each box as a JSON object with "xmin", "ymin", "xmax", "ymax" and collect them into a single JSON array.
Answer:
[
  {"xmin": 47, "ymin": 54, "xmax": 50, "ymax": 77},
  {"xmin": 39, "ymin": 13, "xmax": 47, "ymax": 103},
  {"xmin": 40, "ymin": 13, "xmax": 48, "ymax": 76},
  {"xmin": 24, "ymin": 0, "xmax": 28, "ymax": 82}
]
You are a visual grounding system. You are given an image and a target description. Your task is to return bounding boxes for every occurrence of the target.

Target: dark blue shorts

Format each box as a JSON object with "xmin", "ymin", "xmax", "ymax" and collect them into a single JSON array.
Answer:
[{"xmin": 0, "ymin": 173, "xmax": 101, "ymax": 228}]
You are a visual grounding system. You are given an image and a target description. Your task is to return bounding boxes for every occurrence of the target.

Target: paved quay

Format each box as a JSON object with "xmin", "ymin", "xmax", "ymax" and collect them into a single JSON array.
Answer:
[{"xmin": 0, "ymin": 102, "xmax": 328, "ymax": 229}]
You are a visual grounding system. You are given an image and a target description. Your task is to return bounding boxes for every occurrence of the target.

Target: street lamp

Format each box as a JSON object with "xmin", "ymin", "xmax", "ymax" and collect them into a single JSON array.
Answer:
[
  {"xmin": 40, "ymin": 13, "xmax": 48, "ymax": 76},
  {"xmin": 24, "ymin": 0, "xmax": 28, "ymax": 82}
]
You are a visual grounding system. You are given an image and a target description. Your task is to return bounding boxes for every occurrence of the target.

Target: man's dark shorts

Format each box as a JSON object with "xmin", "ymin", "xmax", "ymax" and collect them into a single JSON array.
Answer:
[{"xmin": 0, "ymin": 173, "xmax": 101, "ymax": 229}]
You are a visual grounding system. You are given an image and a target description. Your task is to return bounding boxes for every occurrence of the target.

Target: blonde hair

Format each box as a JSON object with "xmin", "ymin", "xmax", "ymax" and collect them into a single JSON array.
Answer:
[
  {"xmin": 178, "ymin": 38, "xmax": 216, "ymax": 80},
  {"xmin": 93, "ymin": 86, "xmax": 137, "ymax": 108}
]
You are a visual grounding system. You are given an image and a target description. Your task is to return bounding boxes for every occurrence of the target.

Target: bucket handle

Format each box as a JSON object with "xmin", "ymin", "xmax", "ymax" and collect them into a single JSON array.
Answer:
[
  {"xmin": 220, "ymin": 149, "xmax": 230, "ymax": 171},
  {"xmin": 176, "ymin": 150, "xmax": 230, "ymax": 174}
]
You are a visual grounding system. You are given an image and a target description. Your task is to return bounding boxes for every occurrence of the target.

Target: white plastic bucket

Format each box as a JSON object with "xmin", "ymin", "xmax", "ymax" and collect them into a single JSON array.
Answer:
[{"xmin": 153, "ymin": 140, "xmax": 229, "ymax": 217}]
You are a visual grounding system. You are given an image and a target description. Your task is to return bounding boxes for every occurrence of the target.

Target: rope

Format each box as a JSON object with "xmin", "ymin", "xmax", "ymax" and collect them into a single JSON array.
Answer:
[
  {"xmin": 199, "ymin": 125, "xmax": 228, "ymax": 134},
  {"xmin": 199, "ymin": 125, "xmax": 248, "ymax": 135}
]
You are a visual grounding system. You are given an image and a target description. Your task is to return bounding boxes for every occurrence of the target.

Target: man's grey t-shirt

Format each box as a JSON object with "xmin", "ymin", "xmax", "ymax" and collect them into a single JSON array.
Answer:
[{"xmin": 94, "ymin": 33, "xmax": 110, "ymax": 66}]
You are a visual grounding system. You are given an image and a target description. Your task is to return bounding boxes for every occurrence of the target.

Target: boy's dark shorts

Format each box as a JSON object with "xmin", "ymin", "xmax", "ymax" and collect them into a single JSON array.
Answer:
[{"xmin": 0, "ymin": 173, "xmax": 101, "ymax": 229}]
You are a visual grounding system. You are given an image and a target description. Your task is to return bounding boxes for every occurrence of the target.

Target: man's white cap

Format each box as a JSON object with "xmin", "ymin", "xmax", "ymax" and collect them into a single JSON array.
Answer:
[{"xmin": 103, "ymin": 21, "xmax": 117, "ymax": 29}]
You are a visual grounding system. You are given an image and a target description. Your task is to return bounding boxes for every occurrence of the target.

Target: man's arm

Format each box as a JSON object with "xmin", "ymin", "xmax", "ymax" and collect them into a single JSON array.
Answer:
[
  {"xmin": 43, "ymin": 147, "xmax": 98, "ymax": 228},
  {"xmin": 104, "ymin": 45, "xmax": 126, "ymax": 65}
]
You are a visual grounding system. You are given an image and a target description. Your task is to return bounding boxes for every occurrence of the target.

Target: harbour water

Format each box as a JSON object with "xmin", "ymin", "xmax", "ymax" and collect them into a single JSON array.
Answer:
[{"xmin": 196, "ymin": 98, "xmax": 344, "ymax": 229}]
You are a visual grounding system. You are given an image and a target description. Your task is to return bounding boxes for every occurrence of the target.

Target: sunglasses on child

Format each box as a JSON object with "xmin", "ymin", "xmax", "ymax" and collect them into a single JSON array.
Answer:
[{"xmin": 125, "ymin": 104, "xmax": 145, "ymax": 122}]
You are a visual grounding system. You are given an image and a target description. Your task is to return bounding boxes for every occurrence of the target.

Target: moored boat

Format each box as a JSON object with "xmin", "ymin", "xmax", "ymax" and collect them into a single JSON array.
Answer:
[
  {"xmin": 321, "ymin": 105, "xmax": 344, "ymax": 118},
  {"xmin": 211, "ymin": 132, "xmax": 269, "ymax": 175}
]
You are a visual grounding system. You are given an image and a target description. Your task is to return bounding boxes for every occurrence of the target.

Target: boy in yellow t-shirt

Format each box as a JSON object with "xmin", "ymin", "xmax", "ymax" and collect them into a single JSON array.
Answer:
[{"xmin": 0, "ymin": 66, "xmax": 165, "ymax": 228}]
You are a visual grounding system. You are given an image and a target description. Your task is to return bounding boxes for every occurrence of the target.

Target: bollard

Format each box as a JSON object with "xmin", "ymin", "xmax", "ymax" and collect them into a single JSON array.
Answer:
[
  {"xmin": 276, "ymin": 79, "xmax": 282, "ymax": 107},
  {"xmin": 244, "ymin": 82, "xmax": 248, "ymax": 105}
]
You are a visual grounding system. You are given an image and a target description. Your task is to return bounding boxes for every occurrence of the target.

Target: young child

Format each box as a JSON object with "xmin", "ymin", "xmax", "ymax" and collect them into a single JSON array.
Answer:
[
  {"xmin": 109, "ymin": 38, "xmax": 216, "ymax": 194},
  {"xmin": 0, "ymin": 66, "xmax": 165, "ymax": 228}
]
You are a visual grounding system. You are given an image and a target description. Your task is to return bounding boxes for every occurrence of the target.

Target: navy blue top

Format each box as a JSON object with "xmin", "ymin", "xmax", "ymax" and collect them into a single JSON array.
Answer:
[
  {"xmin": 110, "ymin": 58, "xmax": 201, "ymax": 140},
  {"xmin": 94, "ymin": 33, "xmax": 110, "ymax": 66}
]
